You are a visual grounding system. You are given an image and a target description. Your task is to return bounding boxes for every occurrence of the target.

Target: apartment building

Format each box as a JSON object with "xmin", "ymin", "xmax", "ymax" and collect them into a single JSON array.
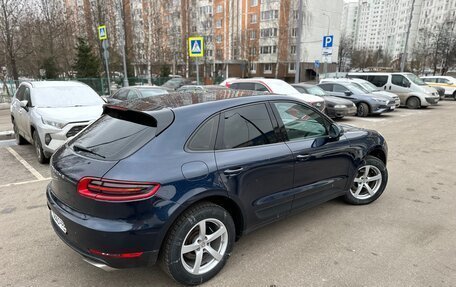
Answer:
[{"xmin": 344, "ymin": 0, "xmax": 456, "ymax": 64}]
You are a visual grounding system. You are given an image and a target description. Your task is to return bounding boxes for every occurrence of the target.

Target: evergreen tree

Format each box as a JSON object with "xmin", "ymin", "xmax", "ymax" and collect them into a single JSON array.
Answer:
[{"xmin": 73, "ymin": 38, "xmax": 100, "ymax": 78}]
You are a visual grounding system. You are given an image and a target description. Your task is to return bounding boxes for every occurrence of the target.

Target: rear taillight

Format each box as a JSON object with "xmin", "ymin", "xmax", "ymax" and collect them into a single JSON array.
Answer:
[
  {"xmin": 77, "ymin": 177, "xmax": 160, "ymax": 202},
  {"xmin": 89, "ymin": 249, "xmax": 143, "ymax": 258}
]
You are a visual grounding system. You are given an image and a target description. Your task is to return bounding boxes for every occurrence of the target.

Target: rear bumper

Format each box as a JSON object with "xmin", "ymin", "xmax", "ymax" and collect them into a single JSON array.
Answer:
[{"xmin": 47, "ymin": 186, "xmax": 161, "ymax": 269}]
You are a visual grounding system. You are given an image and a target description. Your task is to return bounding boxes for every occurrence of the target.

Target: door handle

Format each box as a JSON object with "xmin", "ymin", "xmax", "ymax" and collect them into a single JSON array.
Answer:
[
  {"xmin": 223, "ymin": 167, "xmax": 244, "ymax": 176},
  {"xmin": 296, "ymin": 154, "xmax": 311, "ymax": 161},
  {"xmin": 389, "ymin": 86, "xmax": 392, "ymax": 90}
]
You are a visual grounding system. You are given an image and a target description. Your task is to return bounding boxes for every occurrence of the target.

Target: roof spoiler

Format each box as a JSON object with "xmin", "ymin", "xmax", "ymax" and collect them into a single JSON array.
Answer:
[{"xmin": 103, "ymin": 105, "xmax": 157, "ymax": 127}]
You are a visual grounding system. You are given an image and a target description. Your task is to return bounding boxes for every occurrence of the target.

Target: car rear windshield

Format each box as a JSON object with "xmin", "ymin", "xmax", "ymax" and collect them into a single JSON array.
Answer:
[{"xmin": 70, "ymin": 109, "xmax": 173, "ymax": 160}]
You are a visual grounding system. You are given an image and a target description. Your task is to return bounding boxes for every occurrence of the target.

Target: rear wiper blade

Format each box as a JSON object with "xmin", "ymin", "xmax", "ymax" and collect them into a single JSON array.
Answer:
[{"xmin": 73, "ymin": 144, "xmax": 106, "ymax": 158}]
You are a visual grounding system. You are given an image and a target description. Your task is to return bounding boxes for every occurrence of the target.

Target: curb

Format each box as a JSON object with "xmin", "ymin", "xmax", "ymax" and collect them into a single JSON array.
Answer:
[
  {"xmin": 0, "ymin": 130, "xmax": 14, "ymax": 141},
  {"xmin": 0, "ymin": 103, "xmax": 10, "ymax": 110}
]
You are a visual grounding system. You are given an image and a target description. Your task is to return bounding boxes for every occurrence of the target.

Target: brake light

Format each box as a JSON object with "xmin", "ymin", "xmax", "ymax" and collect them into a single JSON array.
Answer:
[
  {"xmin": 89, "ymin": 249, "xmax": 143, "ymax": 258},
  {"xmin": 77, "ymin": 177, "xmax": 160, "ymax": 202}
]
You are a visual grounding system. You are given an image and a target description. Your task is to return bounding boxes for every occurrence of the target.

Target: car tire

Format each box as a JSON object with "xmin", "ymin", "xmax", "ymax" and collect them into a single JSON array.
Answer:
[
  {"xmin": 160, "ymin": 202, "xmax": 235, "ymax": 286},
  {"xmin": 33, "ymin": 131, "xmax": 49, "ymax": 164},
  {"xmin": 334, "ymin": 116, "xmax": 344, "ymax": 120},
  {"xmin": 406, "ymin": 97, "xmax": 420, "ymax": 109},
  {"xmin": 356, "ymin": 103, "xmax": 370, "ymax": 117},
  {"xmin": 13, "ymin": 121, "xmax": 27, "ymax": 145},
  {"xmin": 344, "ymin": 156, "xmax": 388, "ymax": 205},
  {"xmin": 453, "ymin": 91, "xmax": 456, "ymax": 101}
]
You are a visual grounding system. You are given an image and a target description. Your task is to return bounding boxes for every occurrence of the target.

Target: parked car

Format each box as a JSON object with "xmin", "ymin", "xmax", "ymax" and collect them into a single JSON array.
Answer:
[
  {"xmin": 10, "ymin": 81, "xmax": 104, "ymax": 163},
  {"xmin": 177, "ymin": 85, "xmax": 228, "ymax": 93},
  {"xmin": 335, "ymin": 78, "xmax": 401, "ymax": 107},
  {"xmin": 48, "ymin": 91, "xmax": 388, "ymax": 285},
  {"xmin": 161, "ymin": 77, "xmax": 191, "ymax": 90},
  {"xmin": 420, "ymin": 76, "xmax": 456, "ymax": 100},
  {"xmin": 292, "ymin": 83, "xmax": 356, "ymax": 119},
  {"xmin": 225, "ymin": 78, "xmax": 326, "ymax": 112},
  {"xmin": 318, "ymin": 81, "xmax": 396, "ymax": 117},
  {"xmin": 105, "ymin": 86, "xmax": 170, "ymax": 104},
  {"xmin": 347, "ymin": 72, "xmax": 439, "ymax": 109}
]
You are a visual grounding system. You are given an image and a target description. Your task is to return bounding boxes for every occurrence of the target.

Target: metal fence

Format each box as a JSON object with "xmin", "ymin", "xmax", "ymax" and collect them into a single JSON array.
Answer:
[{"xmin": 0, "ymin": 77, "xmax": 172, "ymax": 101}]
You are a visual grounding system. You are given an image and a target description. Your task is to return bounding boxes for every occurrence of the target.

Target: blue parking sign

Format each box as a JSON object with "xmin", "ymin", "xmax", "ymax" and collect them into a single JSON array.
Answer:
[{"xmin": 323, "ymin": 35, "xmax": 333, "ymax": 48}]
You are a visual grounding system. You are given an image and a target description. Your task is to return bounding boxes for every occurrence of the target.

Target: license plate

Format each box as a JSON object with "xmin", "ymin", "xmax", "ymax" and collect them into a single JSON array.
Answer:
[{"xmin": 51, "ymin": 210, "xmax": 67, "ymax": 234}]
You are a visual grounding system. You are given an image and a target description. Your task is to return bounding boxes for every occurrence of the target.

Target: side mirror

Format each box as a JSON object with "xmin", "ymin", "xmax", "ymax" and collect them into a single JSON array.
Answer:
[
  {"xmin": 19, "ymin": 100, "xmax": 28, "ymax": 111},
  {"xmin": 329, "ymin": 123, "xmax": 344, "ymax": 139},
  {"xmin": 344, "ymin": 91, "xmax": 353, "ymax": 96}
]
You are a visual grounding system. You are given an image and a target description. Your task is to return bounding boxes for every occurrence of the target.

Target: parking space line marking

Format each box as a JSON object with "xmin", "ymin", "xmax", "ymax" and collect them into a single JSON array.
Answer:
[
  {"xmin": 6, "ymin": 147, "xmax": 46, "ymax": 180},
  {"xmin": 0, "ymin": 178, "xmax": 51, "ymax": 189}
]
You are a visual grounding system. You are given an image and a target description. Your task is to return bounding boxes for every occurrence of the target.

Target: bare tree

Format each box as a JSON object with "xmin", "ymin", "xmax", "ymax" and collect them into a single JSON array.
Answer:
[
  {"xmin": 0, "ymin": 0, "xmax": 29, "ymax": 86},
  {"xmin": 337, "ymin": 33, "xmax": 352, "ymax": 72}
]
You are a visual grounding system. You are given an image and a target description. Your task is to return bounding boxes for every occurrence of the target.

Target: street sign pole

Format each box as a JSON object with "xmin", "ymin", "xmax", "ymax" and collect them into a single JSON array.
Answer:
[
  {"xmin": 196, "ymin": 58, "xmax": 200, "ymax": 85},
  {"xmin": 322, "ymin": 35, "xmax": 333, "ymax": 79},
  {"xmin": 103, "ymin": 40, "xmax": 111, "ymax": 96}
]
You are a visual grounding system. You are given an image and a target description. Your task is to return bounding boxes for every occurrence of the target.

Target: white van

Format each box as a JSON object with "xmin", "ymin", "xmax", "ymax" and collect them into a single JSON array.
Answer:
[{"xmin": 347, "ymin": 72, "xmax": 439, "ymax": 109}]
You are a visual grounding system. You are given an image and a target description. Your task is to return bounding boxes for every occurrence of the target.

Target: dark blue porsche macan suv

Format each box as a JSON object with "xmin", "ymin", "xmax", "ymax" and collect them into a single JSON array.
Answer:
[{"xmin": 47, "ymin": 91, "xmax": 388, "ymax": 285}]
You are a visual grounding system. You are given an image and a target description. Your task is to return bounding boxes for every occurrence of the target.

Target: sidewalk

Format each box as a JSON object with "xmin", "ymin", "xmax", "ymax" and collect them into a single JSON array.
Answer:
[{"xmin": 0, "ymin": 107, "xmax": 13, "ymax": 141}]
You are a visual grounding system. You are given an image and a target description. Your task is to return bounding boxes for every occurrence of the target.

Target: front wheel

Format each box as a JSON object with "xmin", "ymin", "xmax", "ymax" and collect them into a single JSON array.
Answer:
[
  {"xmin": 356, "ymin": 103, "xmax": 370, "ymax": 117},
  {"xmin": 406, "ymin": 97, "xmax": 420, "ymax": 109},
  {"xmin": 160, "ymin": 202, "xmax": 235, "ymax": 286},
  {"xmin": 344, "ymin": 156, "xmax": 388, "ymax": 205},
  {"xmin": 33, "ymin": 131, "xmax": 49, "ymax": 164},
  {"xmin": 453, "ymin": 91, "xmax": 456, "ymax": 101}
]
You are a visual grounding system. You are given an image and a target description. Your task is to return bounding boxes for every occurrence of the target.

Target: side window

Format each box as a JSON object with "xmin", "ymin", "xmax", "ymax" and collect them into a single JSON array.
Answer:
[
  {"xmin": 255, "ymin": 83, "xmax": 269, "ymax": 92},
  {"xmin": 293, "ymin": 86, "xmax": 305, "ymax": 93},
  {"xmin": 319, "ymin": 83, "xmax": 333, "ymax": 91},
  {"xmin": 273, "ymin": 102, "xmax": 328, "ymax": 141},
  {"xmin": 24, "ymin": 87, "xmax": 32, "ymax": 106},
  {"xmin": 349, "ymin": 75, "xmax": 367, "ymax": 80},
  {"xmin": 231, "ymin": 82, "xmax": 255, "ymax": 90},
  {"xmin": 113, "ymin": 89, "xmax": 128, "ymax": 100},
  {"xmin": 127, "ymin": 90, "xmax": 139, "ymax": 100},
  {"xmin": 368, "ymin": 76, "xmax": 388, "ymax": 87},
  {"xmin": 218, "ymin": 103, "xmax": 277, "ymax": 149},
  {"xmin": 187, "ymin": 115, "xmax": 220, "ymax": 151},
  {"xmin": 333, "ymin": 84, "xmax": 348, "ymax": 93},
  {"xmin": 423, "ymin": 78, "xmax": 435, "ymax": 83},
  {"xmin": 392, "ymin": 75, "xmax": 410, "ymax": 87},
  {"xmin": 438, "ymin": 78, "xmax": 449, "ymax": 84},
  {"xmin": 15, "ymin": 86, "xmax": 25, "ymax": 101}
]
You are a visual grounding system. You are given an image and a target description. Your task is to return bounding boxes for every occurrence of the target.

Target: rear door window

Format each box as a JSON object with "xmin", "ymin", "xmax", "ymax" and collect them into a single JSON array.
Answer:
[
  {"xmin": 187, "ymin": 115, "xmax": 220, "ymax": 151},
  {"xmin": 333, "ymin": 84, "xmax": 348, "ymax": 93},
  {"xmin": 438, "ymin": 78, "xmax": 450, "ymax": 84},
  {"xmin": 423, "ymin": 78, "xmax": 436, "ymax": 83},
  {"xmin": 368, "ymin": 75, "xmax": 388, "ymax": 87},
  {"xmin": 319, "ymin": 83, "xmax": 333, "ymax": 92},
  {"xmin": 113, "ymin": 89, "xmax": 128, "ymax": 100},
  {"xmin": 255, "ymin": 83, "xmax": 269, "ymax": 92},
  {"xmin": 230, "ymin": 82, "xmax": 255, "ymax": 90},
  {"xmin": 15, "ymin": 86, "xmax": 25, "ymax": 101},
  {"xmin": 218, "ymin": 103, "xmax": 278, "ymax": 149}
]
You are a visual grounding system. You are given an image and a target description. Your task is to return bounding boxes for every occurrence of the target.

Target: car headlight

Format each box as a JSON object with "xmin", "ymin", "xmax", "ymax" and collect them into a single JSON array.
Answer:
[
  {"xmin": 42, "ymin": 117, "xmax": 66, "ymax": 129},
  {"xmin": 334, "ymin": 105, "xmax": 347, "ymax": 109},
  {"xmin": 373, "ymin": 98, "xmax": 387, "ymax": 103}
]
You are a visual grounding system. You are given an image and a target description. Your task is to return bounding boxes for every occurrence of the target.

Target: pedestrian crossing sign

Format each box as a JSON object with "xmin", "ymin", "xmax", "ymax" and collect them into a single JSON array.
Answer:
[
  {"xmin": 188, "ymin": 36, "xmax": 204, "ymax": 57},
  {"xmin": 98, "ymin": 25, "xmax": 107, "ymax": 40}
]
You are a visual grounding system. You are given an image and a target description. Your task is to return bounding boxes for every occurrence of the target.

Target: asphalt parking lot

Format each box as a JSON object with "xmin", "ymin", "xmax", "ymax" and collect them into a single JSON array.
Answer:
[{"xmin": 1, "ymin": 102, "xmax": 456, "ymax": 287}]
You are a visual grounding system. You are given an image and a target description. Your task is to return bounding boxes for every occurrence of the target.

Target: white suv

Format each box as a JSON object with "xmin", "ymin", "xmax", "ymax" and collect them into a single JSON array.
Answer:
[
  {"xmin": 10, "ymin": 81, "xmax": 104, "ymax": 163},
  {"xmin": 224, "ymin": 78, "xmax": 326, "ymax": 112}
]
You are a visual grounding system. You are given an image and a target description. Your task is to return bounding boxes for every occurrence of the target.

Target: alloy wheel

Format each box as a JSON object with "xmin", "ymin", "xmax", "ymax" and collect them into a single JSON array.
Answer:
[
  {"xmin": 180, "ymin": 218, "xmax": 228, "ymax": 275},
  {"xmin": 350, "ymin": 165, "xmax": 382, "ymax": 200}
]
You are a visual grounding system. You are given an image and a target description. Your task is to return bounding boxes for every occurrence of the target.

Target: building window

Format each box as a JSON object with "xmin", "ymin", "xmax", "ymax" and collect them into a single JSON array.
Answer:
[
  {"xmin": 216, "ymin": 19, "xmax": 222, "ymax": 28},
  {"xmin": 261, "ymin": 10, "xmax": 279, "ymax": 21},
  {"xmin": 263, "ymin": 63, "xmax": 273, "ymax": 73},
  {"xmin": 250, "ymin": 62, "xmax": 257, "ymax": 73},
  {"xmin": 250, "ymin": 30, "xmax": 256, "ymax": 39},
  {"xmin": 215, "ymin": 35, "xmax": 222, "ymax": 43},
  {"xmin": 207, "ymin": 49, "xmax": 213, "ymax": 57},
  {"xmin": 216, "ymin": 4, "xmax": 223, "ymax": 13},
  {"xmin": 288, "ymin": 63, "xmax": 296, "ymax": 73},
  {"xmin": 250, "ymin": 0, "xmax": 258, "ymax": 6},
  {"xmin": 192, "ymin": 26, "xmax": 197, "ymax": 32},
  {"xmin": 260, "ymin": 28, "xmax": 278, "ymax": 38},
  {"xmin": 260, "ymin": 45, "xmax": 277, "ymax": 54},
  {"xmin": 205, "ymin": 35, "xmax": 213, "ymax": 43},
  {"xmin": 292, "ymin": 10, "xmax": 298, "ymax": 19},
  {"xmin": 249, "ymin": 47, "xmax": 256, "ymax": 56},
  {"xmin": 291, "ymin": 27, "xmax": 297, "ymax": 37},
  {"xmin": 250, "ymin": 14, "xmax": 257, "ymax": 24},
  {"xmin": 290, "ymin": 45, "xmax": 296, "ymax": 54},
  {"xmin": 216, "ymin": 49, "xmax": 223, "ymax": 58}
]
